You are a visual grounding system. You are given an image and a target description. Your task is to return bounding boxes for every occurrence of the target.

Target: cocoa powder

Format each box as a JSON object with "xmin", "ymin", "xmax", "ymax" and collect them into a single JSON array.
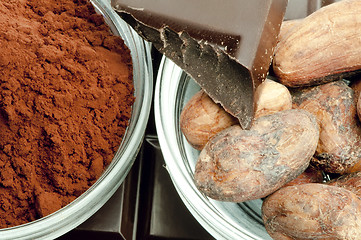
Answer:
[{"xmin": 0, "ymin": 0, "xmax": 134, "ymax": 227}]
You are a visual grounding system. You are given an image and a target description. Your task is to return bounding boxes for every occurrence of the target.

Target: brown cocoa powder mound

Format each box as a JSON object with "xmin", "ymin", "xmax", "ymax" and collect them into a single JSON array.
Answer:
[{"xmin": 0, "ymin": 0, "xmax": 134, "ymax": 228}]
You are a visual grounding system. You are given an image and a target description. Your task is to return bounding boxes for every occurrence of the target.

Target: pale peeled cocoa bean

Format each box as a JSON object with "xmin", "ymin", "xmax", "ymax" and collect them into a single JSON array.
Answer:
[
  {"xmin": 180, "ymin": 90, "xmax": 238, "ymax": 150},
  {"xmin": 292, "ymin": 80, "xmax": 361, "ymax": 174},
  {"xmin": 273, "ymin": 0, "xmax": 361, "ymax": 87},
  {"xmin": 254, "ymin": 78, "xmax": 292, "ymax": 119},
  {"xmin": 262, "ymin": 183, "xmax": 361, "ymax": 240},
  {"xmin": 194, "ymin": 109, "xmax": 319, "ymax": 202}
]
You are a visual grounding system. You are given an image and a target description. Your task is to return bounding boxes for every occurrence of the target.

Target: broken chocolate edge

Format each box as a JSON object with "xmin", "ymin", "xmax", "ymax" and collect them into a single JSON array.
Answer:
[{"xmin": 114, "ymin": 11, "xmax": 255, "ymax": 129}]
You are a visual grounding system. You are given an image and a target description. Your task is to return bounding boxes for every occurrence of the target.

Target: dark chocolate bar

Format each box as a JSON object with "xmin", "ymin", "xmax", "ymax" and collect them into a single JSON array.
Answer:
[{"xmin": 111, "ymin": 0, "xmax": 288, "ymax": 129}]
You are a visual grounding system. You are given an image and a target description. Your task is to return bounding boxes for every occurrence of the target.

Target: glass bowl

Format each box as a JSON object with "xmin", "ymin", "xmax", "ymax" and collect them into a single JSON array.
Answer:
[
  {"xmin": 0, "ymin": 0, "xmax": 153, "ymax": 239},
  {"xmin": 154, "ymin": 2, "xmax": 339, "ymax": 239},
  {"xmin": 155, "ymin": 58, "xmax": 267, "ymax": 240}
]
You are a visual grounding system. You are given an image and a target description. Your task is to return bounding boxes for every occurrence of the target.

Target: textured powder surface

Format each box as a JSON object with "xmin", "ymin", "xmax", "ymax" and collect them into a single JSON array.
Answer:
[{"xmin": 0, "ymin": 0, "xmax": 134, "ymax": 228}]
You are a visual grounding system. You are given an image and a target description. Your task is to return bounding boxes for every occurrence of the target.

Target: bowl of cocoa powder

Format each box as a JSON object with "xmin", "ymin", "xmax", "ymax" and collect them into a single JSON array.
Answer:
[{"xmin": 0, "ymin": 0, "xmax": 152, "ymax": 239}]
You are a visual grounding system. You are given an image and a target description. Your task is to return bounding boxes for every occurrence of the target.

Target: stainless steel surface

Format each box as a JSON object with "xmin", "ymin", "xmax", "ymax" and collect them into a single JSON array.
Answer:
[{"xmin": 145, "ymin": 136, "xmax": 212, "ymax": 240}]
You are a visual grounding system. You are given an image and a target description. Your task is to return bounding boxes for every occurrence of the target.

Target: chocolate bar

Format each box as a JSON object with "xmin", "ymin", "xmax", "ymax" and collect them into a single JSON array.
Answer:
[{"xmin": 111, "ymin": 0, "xmax": 288, "ymax": 129}]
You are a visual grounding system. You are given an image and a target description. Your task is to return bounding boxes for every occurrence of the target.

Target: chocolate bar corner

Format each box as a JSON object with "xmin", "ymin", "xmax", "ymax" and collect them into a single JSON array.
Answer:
[{"xmin": 111, "ymin": 0, "xmax": 288, "ymax": 129}]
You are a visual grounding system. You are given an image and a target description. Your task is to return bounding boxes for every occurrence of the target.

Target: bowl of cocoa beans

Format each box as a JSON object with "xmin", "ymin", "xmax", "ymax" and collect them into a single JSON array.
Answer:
[
  {"xmin": 0, "ymin": 0, "xmax": 152, "ymax": 239},
  {"xmin": 155, "ymin": 0, "xmax": 361, "ymax": 239}
]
